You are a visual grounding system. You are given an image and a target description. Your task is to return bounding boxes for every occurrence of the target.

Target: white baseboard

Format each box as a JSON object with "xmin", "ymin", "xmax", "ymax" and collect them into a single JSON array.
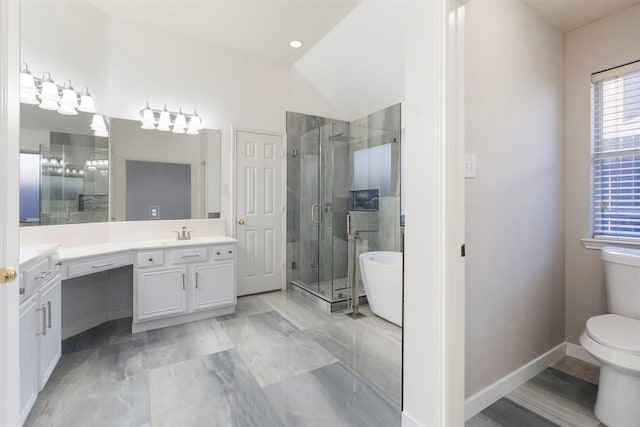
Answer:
[
  {"xmin": 464, "ymin": 342, "xmax": 566, "ymax": 421},
  {"xmin": 401, "ymin": 411, "xmax": 424, "ymax": 427},
  {"xmin": 566, "ymin": 341, "xmax": 600, "ymax": 366}
]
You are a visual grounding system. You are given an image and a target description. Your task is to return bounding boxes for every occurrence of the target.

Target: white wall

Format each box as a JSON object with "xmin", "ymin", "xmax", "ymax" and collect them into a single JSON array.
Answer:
[
  {"xmin": 20, "ymin": 1, "xmax": 109, "ymax": 110},
  {"xmin": 564, "ymin": 3, "xmax": 640, "ymax": 344},
  {"xmin": 294, "ymin": 1, "xmax": 405, "ymax": 121},
  {"xmin": 465, "ymin": 0, "xmax": 565, "ymax": 397}
]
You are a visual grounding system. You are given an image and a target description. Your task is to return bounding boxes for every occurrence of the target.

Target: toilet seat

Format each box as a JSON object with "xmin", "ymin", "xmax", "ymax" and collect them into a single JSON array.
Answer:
[{"xmin": 586, "ymin": 314, "xmax": 640, "ymax": 355}]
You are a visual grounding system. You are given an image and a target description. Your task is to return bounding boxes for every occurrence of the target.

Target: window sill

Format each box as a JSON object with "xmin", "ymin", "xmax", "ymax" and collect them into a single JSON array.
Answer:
[{"xmin": 581, "ymin": 237, "xmax": 640, "ymax": 250}]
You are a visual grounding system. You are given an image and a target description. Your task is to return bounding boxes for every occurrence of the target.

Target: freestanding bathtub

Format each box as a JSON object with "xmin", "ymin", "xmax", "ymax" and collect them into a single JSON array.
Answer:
[{"xmin": 359, "ymin": 251, "xmax": 403, "ymax": 327}]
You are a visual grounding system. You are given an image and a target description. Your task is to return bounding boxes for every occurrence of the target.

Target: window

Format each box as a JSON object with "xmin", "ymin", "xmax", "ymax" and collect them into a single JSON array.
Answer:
[{"xmin": 592, "ymin": 61, "xmax": 640, "ymax": 238}]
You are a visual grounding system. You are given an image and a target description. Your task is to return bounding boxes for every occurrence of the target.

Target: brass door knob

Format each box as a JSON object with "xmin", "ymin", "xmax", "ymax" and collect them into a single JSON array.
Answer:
[
  {"xmin": 238, "ymin": 219, "xmax": 245, "ymax": 225},
  {"xmin": 0, "ymin": 267, "xmax": 17, "ymax": 284}
]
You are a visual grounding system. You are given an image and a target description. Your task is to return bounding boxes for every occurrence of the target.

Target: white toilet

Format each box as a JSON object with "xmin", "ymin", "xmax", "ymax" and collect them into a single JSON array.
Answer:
[{"xmin": 580, "ymin": 246, "xmax": 640, "ymax": 427}]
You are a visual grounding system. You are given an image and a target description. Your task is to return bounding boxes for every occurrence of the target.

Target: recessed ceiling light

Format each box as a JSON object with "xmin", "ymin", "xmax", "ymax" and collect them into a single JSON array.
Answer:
[{"xmin": 289, "ymin": 40, "xmax": 303, "ymax": 49}]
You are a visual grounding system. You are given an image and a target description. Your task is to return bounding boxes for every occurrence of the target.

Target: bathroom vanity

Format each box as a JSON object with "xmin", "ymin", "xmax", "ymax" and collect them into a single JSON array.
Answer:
[
  {"xmin": 18, "ymin": 219, "xmax": 237, "ymax": 424},
  {"xmin": 59, "ymin": 238, "xmax": 237, "ymax": 333}
]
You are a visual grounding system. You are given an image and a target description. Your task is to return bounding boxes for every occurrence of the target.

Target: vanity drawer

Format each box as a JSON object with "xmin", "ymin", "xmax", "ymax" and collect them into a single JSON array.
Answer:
[
  {"xmin": 170, "ymin": 247, "xmax": 208, "ymax": 264},
  {"xmin": 64, "ymin": 252, "xmax": 132, "ymax": 279},
  {"xmin": 21, "ymin": 258, "xmax": 53, "ymax": 300},
  {"xmin": 137, "ymin": 251, "xmax": 164, "ymax": 268},
  {"xmin": 212, "ymin": 245, "xmax": 235, "ymax": 261}
]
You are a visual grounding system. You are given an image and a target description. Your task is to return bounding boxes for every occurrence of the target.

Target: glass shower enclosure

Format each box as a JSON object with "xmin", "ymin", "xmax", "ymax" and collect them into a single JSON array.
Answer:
[
  {"xmin": 287, "ymin": 104, "xmax": 401, "ymax": 307},
  {"xmin": 286, "ymin": 113, "xmax": 351, "ymax": 301}
]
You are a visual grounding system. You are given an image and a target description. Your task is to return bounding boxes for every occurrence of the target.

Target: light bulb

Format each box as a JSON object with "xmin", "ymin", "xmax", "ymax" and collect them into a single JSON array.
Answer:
[
  {"xmin": 157, "ymin": 106, "xmax": 171, "ymax": 131},
  {"xmin": 140, "ymin": 103, "xmax": 156, "ymax": 129},
  {"xmin": 78, "ymin": 88, "xmax": 97, "ymax": 113},
  {"xmin": 173, "ymin": 108, "xmax": 187, "ymax": 132}
]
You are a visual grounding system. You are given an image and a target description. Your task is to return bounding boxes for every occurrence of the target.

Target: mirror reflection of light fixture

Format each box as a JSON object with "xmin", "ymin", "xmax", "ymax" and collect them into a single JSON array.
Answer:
[
  {"xmin": 90, "ymin": 114, "xmax": 109, "ymax": 137},
  {"xmin": 139, "ymin": 102, "xmax": 203, "ymax": 135},
  {"xmin": 19, "ymin": 63, "xmax": 103, "ymax": 133}
]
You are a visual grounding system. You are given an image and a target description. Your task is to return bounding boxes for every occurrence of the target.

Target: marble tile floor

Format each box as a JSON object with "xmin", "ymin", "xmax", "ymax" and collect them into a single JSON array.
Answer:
[
  {"xmin": 467, "ymin": 356, "xmax": 604, "ymax": 427},
  {"xmin": 26, "ymin": 289, "xmax": 402, "ymax": 427}
]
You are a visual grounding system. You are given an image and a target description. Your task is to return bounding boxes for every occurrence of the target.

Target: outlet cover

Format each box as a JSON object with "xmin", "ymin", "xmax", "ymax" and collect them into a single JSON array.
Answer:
[{"xmin": 149, "ymin": 205, "xmax": 160, "ymax": 219}]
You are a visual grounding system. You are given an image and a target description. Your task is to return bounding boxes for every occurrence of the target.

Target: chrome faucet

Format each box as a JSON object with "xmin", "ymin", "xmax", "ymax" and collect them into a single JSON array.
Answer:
[{"xmin": 175, "ymin": 226, "xmax": 192, "ymax": 240}]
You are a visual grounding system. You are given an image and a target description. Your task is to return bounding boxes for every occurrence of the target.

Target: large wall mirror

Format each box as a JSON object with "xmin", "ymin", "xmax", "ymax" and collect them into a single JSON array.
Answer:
[{"xmin": 19, "ymin": 104, "xmax": 221, "ymax": 226}]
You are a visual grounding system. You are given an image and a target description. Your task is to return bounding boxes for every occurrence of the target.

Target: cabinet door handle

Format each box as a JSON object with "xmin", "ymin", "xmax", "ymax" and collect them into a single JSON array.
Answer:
[
  {"xmin": 182, "ymin": 273, "xmax": 186, "ymax": 290},
  {"xmin": 37, "ymin": 305, "xmax": 47, "ymax": 336},
  {"xmin": 39, "ymin": 270, "xmax": 52, "ymax": 279},
  {"xmin": 181, "ymin": 255, "xmax": 200, "ymax": 259},
  {"xmin": 92, "ymin": 262, "xmax": 114, "ymax": 269},
  {"xmin": 195, "ymin": 272, "xmax": 199, "ymax": 289},
  {"xmin": 47, "ymin": 301, "xmax": 52, "ymax": 328}
]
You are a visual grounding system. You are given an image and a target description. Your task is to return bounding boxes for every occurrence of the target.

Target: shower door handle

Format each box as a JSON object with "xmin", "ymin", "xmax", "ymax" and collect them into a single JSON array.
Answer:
[{"xmin": 311, "ymin": 204, "xmax": 321, "ymax": 224}]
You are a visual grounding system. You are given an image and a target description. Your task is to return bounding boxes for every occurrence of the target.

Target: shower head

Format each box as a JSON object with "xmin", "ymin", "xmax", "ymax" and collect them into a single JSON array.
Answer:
[{"xmin": 330, "ymin": 133, "xmax": 354, "ymax": 142}]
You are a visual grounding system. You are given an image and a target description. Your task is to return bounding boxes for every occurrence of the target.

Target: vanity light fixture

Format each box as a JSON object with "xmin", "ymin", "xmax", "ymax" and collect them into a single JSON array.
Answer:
[
  {"xmin": 139, "ymin": 102, "xmax": 203, "ymax": 135},
  {"xmin": 19, "ymin": 63, "xmax": 105, "ymax": 135}
]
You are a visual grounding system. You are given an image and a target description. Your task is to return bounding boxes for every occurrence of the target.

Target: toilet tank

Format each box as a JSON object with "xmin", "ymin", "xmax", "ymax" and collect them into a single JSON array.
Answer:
[{"xmin": 602, "ymin": 246, "xmax": 640, "ymax": 319}]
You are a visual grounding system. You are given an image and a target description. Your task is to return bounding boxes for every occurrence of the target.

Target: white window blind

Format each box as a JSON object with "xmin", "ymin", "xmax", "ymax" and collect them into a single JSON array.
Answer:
[{"xmin": 592, "ymin": 62, "xmax": 640, "ymax": 238}]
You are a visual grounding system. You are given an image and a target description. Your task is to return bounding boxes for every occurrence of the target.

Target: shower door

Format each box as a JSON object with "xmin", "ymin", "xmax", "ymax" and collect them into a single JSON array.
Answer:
[
  {"xmin": 287, "ymin": 115, "xmax": 349, "ymax": 300},
  {"xmin": 292, "ymin": 125, "xmax": 321, "ymax": 293}
]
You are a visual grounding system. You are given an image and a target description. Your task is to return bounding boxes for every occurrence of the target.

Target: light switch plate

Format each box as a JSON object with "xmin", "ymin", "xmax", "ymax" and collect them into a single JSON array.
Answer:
[{"xmin": 464, "ymin": 154, "xmax": 476, "ymax": 178}]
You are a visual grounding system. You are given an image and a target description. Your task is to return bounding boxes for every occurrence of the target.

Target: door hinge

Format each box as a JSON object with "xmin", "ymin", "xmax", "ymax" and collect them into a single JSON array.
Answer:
[{"xmin": 461, "ymin": 244, "xmax": 466, "ymax": 257}]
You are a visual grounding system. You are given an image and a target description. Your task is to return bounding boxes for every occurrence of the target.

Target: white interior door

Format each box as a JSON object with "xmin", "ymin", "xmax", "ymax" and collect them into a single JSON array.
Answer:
[
  {"xmin": 235, "ymin": 129, "xmax": 284, "ymax": 296},
  {"xmin": 1, "ymin": 1, "xmax": 22, "ymax": 425}
]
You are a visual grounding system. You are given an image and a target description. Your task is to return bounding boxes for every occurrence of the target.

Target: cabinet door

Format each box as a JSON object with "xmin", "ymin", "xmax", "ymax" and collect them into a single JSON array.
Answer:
[
  {"xmin": 38, "ymin": 275, "xmax": 61, "ymax": 390},
  {"xmin": 193, "ymin": 262, "xmax": 235, "ymax": 311},
  {"xmin": 137, "ymin": 267, "xmax": 187, "ymax": 320},
  {"xmin": 20, "ymin": 295, "xmax": 39, "ymax": 425}
]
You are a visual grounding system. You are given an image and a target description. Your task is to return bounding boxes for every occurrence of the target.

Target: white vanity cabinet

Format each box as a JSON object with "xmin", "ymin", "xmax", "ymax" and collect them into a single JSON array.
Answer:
[
  {"xmin": 19, "ymin": 295, "xmax": 38, "ymax": 426},
  {"xmin": 193, "ymin": 245, "xmax": 235, "ymax": 311},
  {"xmin": 137, "ymin": 266, "xmax": 188, "ymax": 320},
  {"xmin": 133, "ymin": 243, "xmax": 236, "ymax": 332},
  {"xmin": 19, "ymin": 252, "xmax": 61, "ymax": 426},
  {"xmin": 38, "ymin": 276, "xmax": 62, "ymax": 389}
]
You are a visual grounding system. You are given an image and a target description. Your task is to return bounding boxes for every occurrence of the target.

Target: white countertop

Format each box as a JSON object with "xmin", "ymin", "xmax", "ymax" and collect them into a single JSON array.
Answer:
[
  {"xmin": 56, "ymin": 236, "xmax": 238, "ymax": 261},
  {"xmin": 20, "ymin": 243, "xmax": 60, "ymax": 266}
]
